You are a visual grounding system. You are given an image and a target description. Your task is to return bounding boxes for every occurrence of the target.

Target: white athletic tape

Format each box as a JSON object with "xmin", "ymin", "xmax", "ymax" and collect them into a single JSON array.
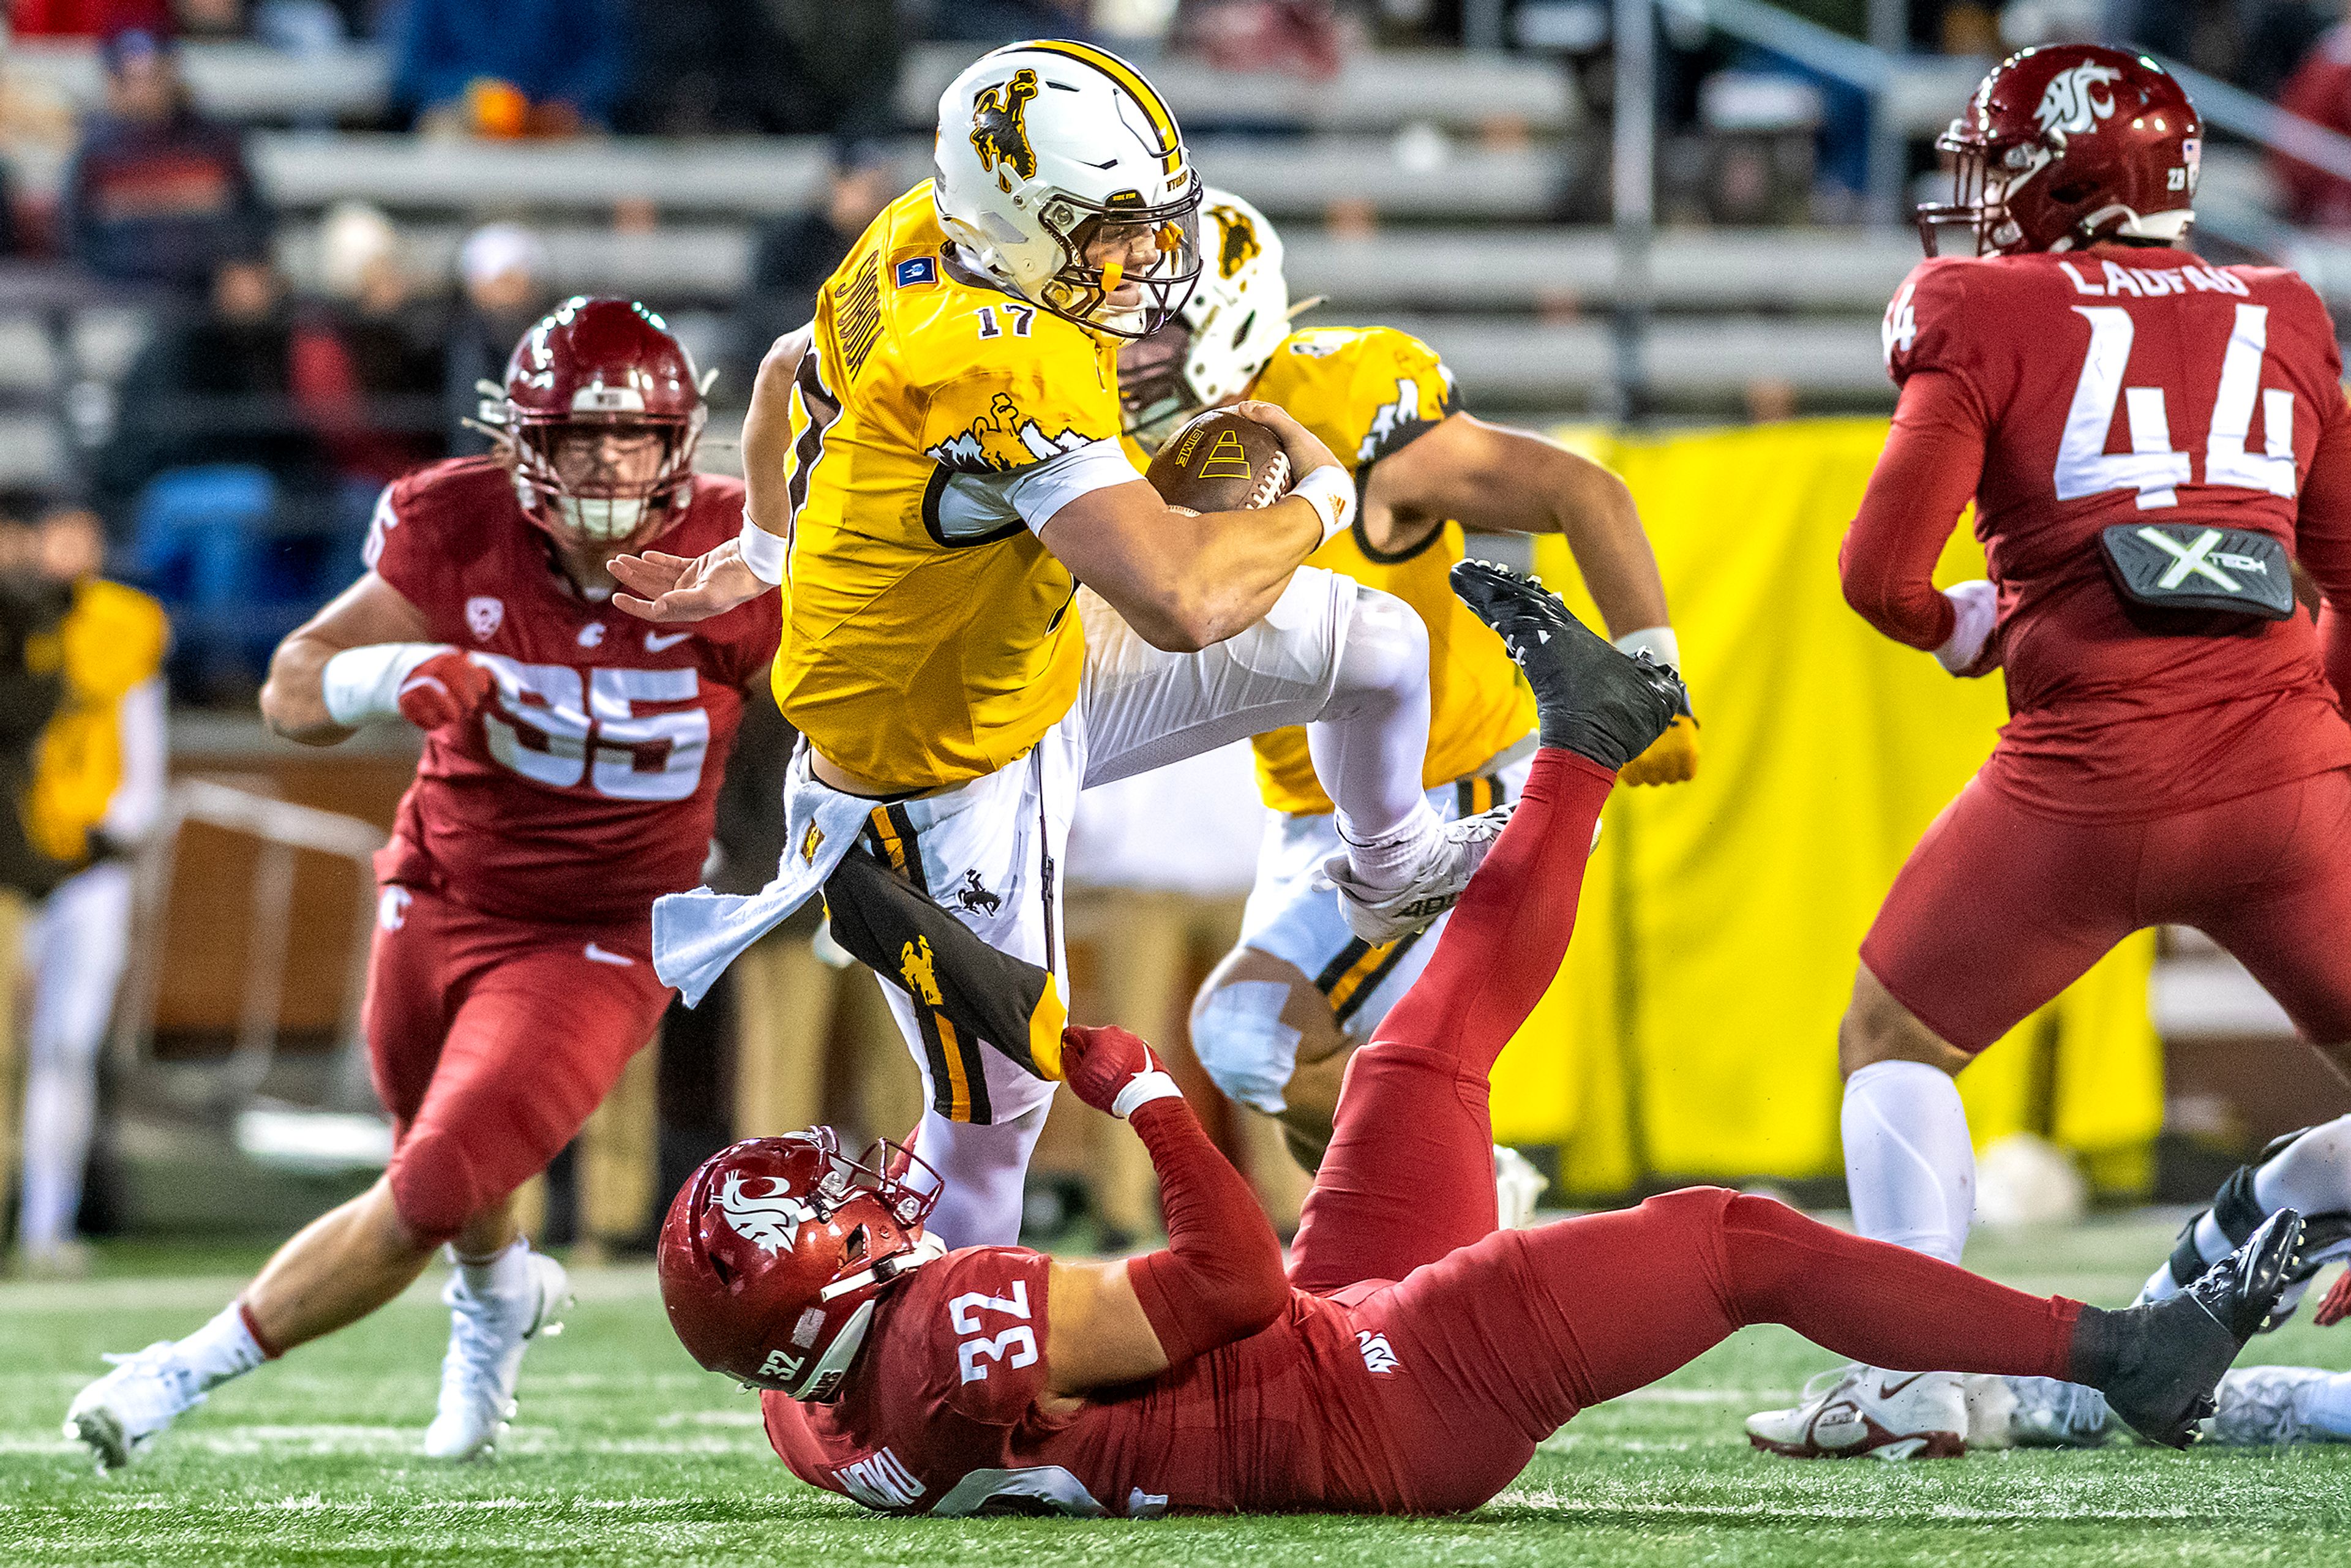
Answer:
[{"xmin": 1194, "ymin": 981, "xmax": 1305, "ymax": 1114}]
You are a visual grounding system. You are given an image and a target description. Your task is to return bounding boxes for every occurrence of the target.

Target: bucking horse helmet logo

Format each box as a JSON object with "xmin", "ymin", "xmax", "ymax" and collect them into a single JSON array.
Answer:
[
  {"xmin": 1209, "ymin": 203, "xmax": 1261, "ymax": 280},
  {"xmin": 718, "ymin": 1171, "xmax": 810, "ymax": 1256},
  {"xmin": 971, "ymin": 69, "xmax": 1041, "ymax": 192}
]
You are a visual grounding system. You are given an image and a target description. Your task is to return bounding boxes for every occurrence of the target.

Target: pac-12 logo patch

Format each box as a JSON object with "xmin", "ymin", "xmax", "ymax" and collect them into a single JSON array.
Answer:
[
  {"xmin": 896, "ymin": 255, "xmax": 939, "ymax": 288},
  {"xmin": 465, "ymin": 595, "xmax": 504, "ymax": 640}
]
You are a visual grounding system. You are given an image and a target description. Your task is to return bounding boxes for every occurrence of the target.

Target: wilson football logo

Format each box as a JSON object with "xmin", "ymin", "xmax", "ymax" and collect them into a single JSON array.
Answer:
[
  {"xmin": 971, "ymin": 69, "xmax": 1041, "ymax": 190},
  {"xmin": 2034, "ymin": 61, "xmax": 2123, "ymax": 137},
  {"xmin": 718, "ymin": 1172, "xmax": 810, "ymax": 1255}
]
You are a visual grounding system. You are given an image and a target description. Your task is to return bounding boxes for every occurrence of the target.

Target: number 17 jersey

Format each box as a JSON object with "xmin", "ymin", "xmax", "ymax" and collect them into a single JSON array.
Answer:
[
  {"xmin": 1884, "ymin": 247, "xmax": 2351, "ymax": 816},
  {"xmin": 365, "ymin": 457, "xmax": 780, "ymax": 924}
]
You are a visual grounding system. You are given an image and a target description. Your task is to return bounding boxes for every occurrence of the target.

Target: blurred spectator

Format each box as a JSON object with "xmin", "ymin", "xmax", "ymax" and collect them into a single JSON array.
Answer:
[
  {"xmin": 12, "ymin": 503, "xmax": 167, "ymax": 1278},
  {"xmin": 619, "ymin": 0, "xmax": 901, "ymax": 137},
  {"xmin": 61, "ymin": 29, "xmax": 272, "ymax": 291},
  {"xmin": 731, "ymin": 140, "xmax": 896, "ymax": 382},
  {"xmin": 99, "ymin": 248, "xmax": 357, "ymax": 685},
  {"xmin": 306, "ymin": 201, "xmax": 446, "ymax": 476},
  {"xmin": 9, "ymin": 2, "xmax": 171, "ymax": 36},
  {"xmin": 1171, "ymin": 0, "xmax": 1340, "ymax": 77},
  {"xmin": 2274, "ymin": 21, "xmax": 2351, "ymax": 229},
  {"xmin": 924, "ymin": 0, "xmax": 1093, "ymax": 45},
  {"xmin": 391, "ymin": 0, "xmax": 631, "ymax": 135},
  {"xmin": 442, "ymin": 222, "xmax": 549, "ymax": 455},
  {"xmin": 174, "ymin": 0, "xmax": 246, "ymax": 39}
]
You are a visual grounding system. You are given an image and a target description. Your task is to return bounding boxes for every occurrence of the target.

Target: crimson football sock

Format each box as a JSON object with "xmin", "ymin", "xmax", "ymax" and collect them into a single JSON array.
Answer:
[
  {"xmin": 1718, "ymin": 1193, "xmax": 2079, "ymax": 1380},
  {"xmin": 1373, "ymin": 748, "xmax": 1613, "ymax": 1078}
]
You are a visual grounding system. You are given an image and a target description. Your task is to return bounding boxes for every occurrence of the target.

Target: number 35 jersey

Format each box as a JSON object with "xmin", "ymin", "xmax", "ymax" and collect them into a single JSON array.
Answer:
[
  {"xmin": 364, "ymin": 458, "xmax": 780, "ymax": 924},
  {"xmin": 1884, "ymin": 248, "xmax": 2351, "ymax": 813}
]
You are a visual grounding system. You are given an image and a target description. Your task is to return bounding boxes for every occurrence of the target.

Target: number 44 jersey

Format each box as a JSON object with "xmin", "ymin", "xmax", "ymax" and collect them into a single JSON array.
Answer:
[
  {"xmin": 364, "ymin": 458, "xmax": 780, "ymax": 924},
  {"xmin": 1883, "ymin": 247, "xmax": 2351, "ymax": 816}
]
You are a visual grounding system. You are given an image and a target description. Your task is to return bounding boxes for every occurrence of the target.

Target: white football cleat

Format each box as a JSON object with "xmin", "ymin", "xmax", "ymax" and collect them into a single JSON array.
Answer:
[
  {"xmin": 2210, "ymin": 1365, "xmax": 2343, "ymax": 1447},
  {"xmin": 422, "ymin": 1251, "xmax": 570, "ymax": 1461},
  {"xmin": 64, "ymin": 1341, "xmax": 204, "ymax": 1470},
  {"xmin": 1493, "ymin": 1146, "xmax": 1550, "ymax": 1231},
  {"xmin": 1747, "ymin": 1365, "xmax": 1967, "ymax": 1460},
  {"xmin": 1325, "ymin": 805, "xmax": 1514, "ymax": 946},
  {"xmin": 1963, "ymin": 1375, "xmax": 2113, "ymax": 1449}
]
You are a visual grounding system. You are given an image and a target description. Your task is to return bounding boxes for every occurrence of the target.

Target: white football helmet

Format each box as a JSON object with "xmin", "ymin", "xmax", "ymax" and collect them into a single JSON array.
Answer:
[
  {"xmin": 933, "ymin": 40, "xmax": 1203, "ymax": 340},
  {"xmin": 1119, "ymin": 190, "xmax": 1290, "ymax": 452}
]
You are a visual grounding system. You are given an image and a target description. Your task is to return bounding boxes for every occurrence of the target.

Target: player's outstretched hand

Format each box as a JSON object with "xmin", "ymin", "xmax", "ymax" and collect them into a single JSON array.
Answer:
[
  {"xmin": 1231, "ymin": 399, "xmax": 1341, "ymax": 481},
  {"xmin": 1620, "ymin": 712, "xmax": 1701, "ymax": 786},
  {"xmin": 1060, "ymin": 1024, "xmax": 1184, "ymax": 1120},
  {"xmin": 612, "ymin": 538, "xmax": 770, "ymax": 623},
  {"xmin": 395, "ymin": 649, "xmax": 494, "ymax": 730}
]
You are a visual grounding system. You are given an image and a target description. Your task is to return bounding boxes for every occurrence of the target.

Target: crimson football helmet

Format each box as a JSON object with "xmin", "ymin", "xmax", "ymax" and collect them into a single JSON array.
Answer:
[
  {"xmin": 486, "ymin": 296, "xmax": 710, "ymax": 550},
  {"xmin": 1919, "ymin": 45, "xmax": 2200, "ymax": 257},
  {"xmin": 658, "ymin": 1131, "xmax": 942, "ymax": 1402}
]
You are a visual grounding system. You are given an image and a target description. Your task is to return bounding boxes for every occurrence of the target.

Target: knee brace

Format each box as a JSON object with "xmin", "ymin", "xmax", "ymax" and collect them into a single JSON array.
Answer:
[{"xmin": 1194, "ymin": 980, "xmax": 1305, "ymax": 1114}]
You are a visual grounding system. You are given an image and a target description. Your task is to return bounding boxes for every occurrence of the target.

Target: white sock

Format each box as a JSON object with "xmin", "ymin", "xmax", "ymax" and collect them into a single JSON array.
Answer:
[
  {"xmin": 177, "ymin": 1302, "xmax": 269, "ymax": 1390},
  {"xmin": 2303, "ymin": 1371, "xmax": 2351, "ymax": 1440},
  {"xmin": 453, "ymin": 1236, "xmax": 531, "ymax": 1299},
  {"xmin": 2252, "ymin": 1115, "xmax": 2351, "ymax": 1218},
  {"xmin": 17, "ymin": 1055, "xmax": 98, "ymax": 1251},
  {"xmin": 2153, "ymin": 1115, "xmax": 2351, "ymax": 1296},
  {"xmin": 1311, "ymin": 588, "xmax": 1437, "ymax": 878},
  {"xmin": 911, "ymin": 1102, "xmax": 1049, "ymax": 1251},
  {"xmin": 1842, "ymin": 1060, "xmax": 1975, "ymax": 1265}
]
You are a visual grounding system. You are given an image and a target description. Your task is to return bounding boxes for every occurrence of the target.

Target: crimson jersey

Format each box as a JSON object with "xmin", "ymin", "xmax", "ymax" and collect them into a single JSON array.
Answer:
[
  {"xmin": 1884, "ymin": 248, "xmax": 2351, "ymax": 816},
  {"xmin": 762, "ymin": 1247, "xmax": 1389, "ymax": 1517},
  {"xmin": 365, "ymin": 459, "xmax": 779, "ymax": 923}
]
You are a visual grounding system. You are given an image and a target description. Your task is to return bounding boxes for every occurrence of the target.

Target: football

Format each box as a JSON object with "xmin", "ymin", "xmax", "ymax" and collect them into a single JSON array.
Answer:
[{"xmin": 1144, "ymin": 408, "xmax": 1292, "ymax": 513}]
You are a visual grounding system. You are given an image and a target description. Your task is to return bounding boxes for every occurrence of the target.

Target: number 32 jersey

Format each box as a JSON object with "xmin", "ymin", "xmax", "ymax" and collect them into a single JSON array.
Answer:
[
  {"xmin": 1884, "ymin": 248, "xmax": 2351, "ymax": 814},
  {"xmin": 365, "ymin": 458, "xmax": 780, "ymax": 924}
]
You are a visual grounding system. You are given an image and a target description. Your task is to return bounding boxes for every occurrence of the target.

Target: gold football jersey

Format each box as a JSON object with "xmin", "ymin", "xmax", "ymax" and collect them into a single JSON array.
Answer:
[
  {"xmin": 770, "ymin": 182, "xmax": 1126, "ymax": 792},
  {"xmin": 24, "ymin": 577, "xmax": 168, "ymax": 863},
  {"xmin": 1245, "ymin": 326, "xmax": 1535, "ymax": 816}
]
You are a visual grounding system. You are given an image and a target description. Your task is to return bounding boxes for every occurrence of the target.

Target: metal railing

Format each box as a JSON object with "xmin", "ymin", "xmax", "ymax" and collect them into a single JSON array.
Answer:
[{"xmin": 111, "ymin": 778, "xmax": 386, "ymax": 1111}]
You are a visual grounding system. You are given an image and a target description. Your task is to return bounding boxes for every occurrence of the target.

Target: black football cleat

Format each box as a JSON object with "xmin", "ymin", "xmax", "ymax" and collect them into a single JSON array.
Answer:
[
  {"xmin": 1449, "ymin": 558, "xmax": 1687, "ymax": 771},
  {"xmin": 2150, "ymin": 1127, "xmax": 2351, "ymax": 1331},
  {"xmin": 2098, "ymin": 1209, "xmax": 2303, "ymax": 1450}
]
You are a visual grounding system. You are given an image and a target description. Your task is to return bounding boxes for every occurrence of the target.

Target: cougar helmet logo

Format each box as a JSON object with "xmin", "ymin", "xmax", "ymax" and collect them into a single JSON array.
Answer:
[
  {"xmin": 971, "ymin": 69, "xmax": 1041, "ymax": 190},
  {"xmin": 1210, "ymin": 204, "xmax": 1261, "ymax": 280},
  {"xmin": 718, "ymin": 1171, "xmax": 811, "ymax": 1255},
  {"xmin": 2034, "ymin": 62, "xmax": 2123, "ymax": 138}
]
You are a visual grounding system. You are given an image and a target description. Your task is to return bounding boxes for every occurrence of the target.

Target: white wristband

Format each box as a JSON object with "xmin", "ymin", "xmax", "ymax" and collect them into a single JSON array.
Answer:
[
  {"xmin": 1935, "ymin": 580, "xmax": 1999, "ymax": 674},
  {"xmin": 738, "ymin": 517, "xmax": 789, "ymax": 587},
  {"xmin": 321, "ymin": 643, "xmax": 454, "ymax": 727},
  {"xmin": 1613, "ymin": 625, "xmax": 1680, "ymax": 672},
  {"xmin": 1111, "ymin": 1070, "xmax": 1183, "ymax": 1120},
  {"xmin": 1286, "ymin": 465, "xmax": 1355, "ymax": 549}
]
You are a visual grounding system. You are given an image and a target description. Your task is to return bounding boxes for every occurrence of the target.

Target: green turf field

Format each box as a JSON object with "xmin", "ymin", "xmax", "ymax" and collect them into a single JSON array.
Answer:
[{"xmin": 4, "ymin": 1215, "xmax": 2347, "ymax": 1567}]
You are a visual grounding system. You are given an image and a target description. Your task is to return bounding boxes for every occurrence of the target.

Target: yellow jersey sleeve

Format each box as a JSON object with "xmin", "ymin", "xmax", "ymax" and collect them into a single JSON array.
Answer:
[
  {"xmin": 1247, "ymin": 326, "xmax": 1531, "ymax": 816},
  {"xmin": 25, "ymin": 579, "xmax": 169, "ymax": 863},
  {"xmin": 1256, "ymin": 324, "xmax": 1463, "ymax": 478}
]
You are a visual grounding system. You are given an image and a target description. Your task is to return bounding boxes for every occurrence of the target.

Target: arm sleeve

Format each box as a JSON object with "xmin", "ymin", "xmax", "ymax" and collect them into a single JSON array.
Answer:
[
  {"xmin": 1123, "ymin": 1095, "xmax": 1290, "ymax": 1367},
  {"xmin": 1839, "ymin": 368, "xmax": 1988, "ymax": 651},
  {"xmin": 2295, "ymin": 381, "xmax": 2351, "ymax": 707},
  {"xmin": 361, "ymin": 478, "xmax": 437, "ymax": 609},
  {"xmin": 1352, "ymin": 328, "xmax": 1463, "ymax": 473}
]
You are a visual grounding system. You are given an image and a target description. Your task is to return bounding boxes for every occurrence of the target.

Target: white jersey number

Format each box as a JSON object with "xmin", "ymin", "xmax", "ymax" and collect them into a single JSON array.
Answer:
[
  {"xmin": 476, "ymin": 656, "xmax": 710, "ymax": 801},
  {"xmin": 948, "ymin": 1280, "xmax": 1036, "ymax": 1385},
  {"xmin": 2055, "ymin": 302, "xmax": 2297, "ymax": 509}
]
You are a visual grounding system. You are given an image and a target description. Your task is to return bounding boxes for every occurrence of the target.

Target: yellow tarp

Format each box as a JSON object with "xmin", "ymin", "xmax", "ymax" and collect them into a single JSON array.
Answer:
[{"xmin": 1490, "ymin": 418, "xmax": 2162, "ymax": 1195}]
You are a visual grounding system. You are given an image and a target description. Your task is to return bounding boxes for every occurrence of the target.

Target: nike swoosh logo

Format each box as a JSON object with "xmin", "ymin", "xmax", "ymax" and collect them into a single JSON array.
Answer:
[
  {"xmin": 1876, "ymin": 1371, "xmax": 1933, "ymax": 1399},
  {"xmin": 645, "ymin": 630, "xmax": 692, "ymax": 652},
  {"xmin": 583, "ymin": 942, "xmax": 636, "ymax": 966}
]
